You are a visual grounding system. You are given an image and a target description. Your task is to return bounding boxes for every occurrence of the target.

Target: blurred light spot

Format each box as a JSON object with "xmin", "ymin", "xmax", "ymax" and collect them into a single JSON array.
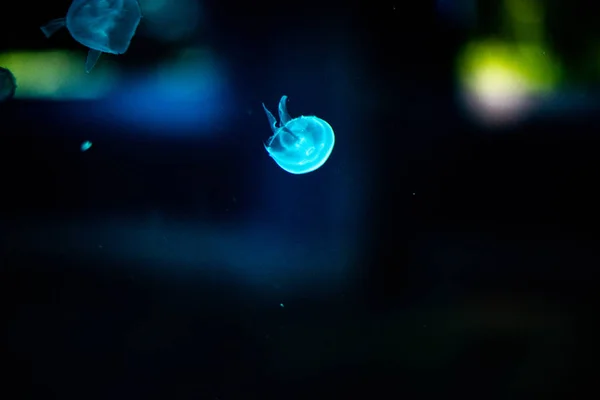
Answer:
[
  {"xmin": 80, "ymin": 140, "xmax": 92, "ymax": 151},
  {"xmin": 138, "ymin": 0, "xmax": 202, "ymax": 42},
  {"xmin": 280, "ymin": 303, "xmax": 284, "ymax": 308},
  {"xmin": 96, "ymin": 47, "xmax": 231, "ymax": 133},
  {"xmin": 456, "ymin": 40, "xmax": 561, "ymax": 126},
  {"xmin": 0, "ymin": 51, "xmax": 117, "ymax": 99}
]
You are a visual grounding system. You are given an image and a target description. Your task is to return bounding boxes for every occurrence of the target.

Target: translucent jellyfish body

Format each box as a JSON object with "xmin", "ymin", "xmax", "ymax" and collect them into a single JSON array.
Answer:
[
  {"xmin": 40, "ymin": 0, "xmax": 142, "ymax": 72},
  {"xmin": 80, "ymin": 140, "xmax": 92, "ymax": 151},
  {"xmin": 262, "ymin": 96, "xmax": 335, "ymax": 174},
  {"xmin": 0, "ymin": 67, "xmax": 17, "ymax": 101}
]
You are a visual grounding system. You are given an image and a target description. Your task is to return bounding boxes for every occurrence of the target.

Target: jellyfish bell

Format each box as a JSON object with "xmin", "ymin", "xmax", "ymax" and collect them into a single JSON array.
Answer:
[
  {"xmin": 40, "ymin": 0, "xmax": 142, "ymax": 72},
  {"xmin": 262, "ymin": 95, "xmax": 335, "ymax": 174},
  {"xmin": 68, "ymin": 0, "xmax": 142, "ymax": 54}
]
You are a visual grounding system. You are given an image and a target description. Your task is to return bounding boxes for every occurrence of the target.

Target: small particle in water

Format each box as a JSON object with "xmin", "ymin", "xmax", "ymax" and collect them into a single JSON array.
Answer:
[
  {"xmin": 81, "ymin": 141, "xmax": 92, "ymax": 151},
  {"xmin": 280, "ymin": 303, "xmax": 284, "ymax": 308}
]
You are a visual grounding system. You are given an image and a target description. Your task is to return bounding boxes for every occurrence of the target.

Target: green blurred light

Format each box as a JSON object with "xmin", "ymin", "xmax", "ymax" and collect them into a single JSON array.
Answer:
[
  {"xmin": 456, "ymin": 39, "xmax": 562, "ymax": 125},
  {"xmin": 0, "ymin": 50, "xmax": 118, "ymax": 99},
  {"xmin": 457, "ymin": 39, "xmax": 561, "ymax": 93}
]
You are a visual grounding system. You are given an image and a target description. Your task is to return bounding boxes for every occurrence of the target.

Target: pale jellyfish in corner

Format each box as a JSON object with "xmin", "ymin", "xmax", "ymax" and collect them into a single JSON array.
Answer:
[
  {"xmin": 40, "ymin": 0, "xmax": 142, "ymax": 73},
  {"xmin": 0, "ymin": 67, "xmax": 17, "ymax": 101},
  {"xmin": 262, "ymin": 95, "xmax": 335, "ymax": 174}
]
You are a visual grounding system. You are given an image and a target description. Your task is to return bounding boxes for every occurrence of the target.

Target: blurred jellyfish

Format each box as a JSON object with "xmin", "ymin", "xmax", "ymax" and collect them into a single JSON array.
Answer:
[
  {"xmin": 0, "ymin": 67, "xmax": 17, "ymax": 101},
  {"xmin": 40, "ymin": 0, "xmax": 142, "ymax": 72},
  {"xmin": 262, "ymin": 95, "xmax": 335, "ymax": 174},
  {"xmin": 80, "ymin": 140, "xmax": 93, "ymax": 151}
]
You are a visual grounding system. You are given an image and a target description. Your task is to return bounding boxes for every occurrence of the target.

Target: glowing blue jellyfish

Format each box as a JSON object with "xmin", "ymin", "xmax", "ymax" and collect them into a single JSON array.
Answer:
[
  {"xmin": 262, "ymin": 95, "xmax": 335, "ymax": 174},
  {"xmin": 80, "ymin": 140, "xmax": 92, "ymax": 151},
  {"xmin": 40, "ymin": 0, "xmax": 142, "ymax": 72},
  {"xmin": 0, "ymin": 67, "xmax": 17, "ymax": 101}
]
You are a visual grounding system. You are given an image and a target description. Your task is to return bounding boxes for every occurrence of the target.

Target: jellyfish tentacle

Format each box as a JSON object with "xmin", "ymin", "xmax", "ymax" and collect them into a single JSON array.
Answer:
[
  {"xmin": 40, "ymin": 18, "xmax": 66, "ymax": 38},
  {"xmin": 278, "ymin": 95, "xmax": 292, "ymax": 126},
  {"xmin": 262, "ymin": 103, "xmax": 278, "ymax": 133},
  {"xmin": 85, "ymin": 49, "xmax": 103, "ymax": 73},
  {"xmin": 281, "ymin": 125, "xmax": 299, "ymax": 140}
]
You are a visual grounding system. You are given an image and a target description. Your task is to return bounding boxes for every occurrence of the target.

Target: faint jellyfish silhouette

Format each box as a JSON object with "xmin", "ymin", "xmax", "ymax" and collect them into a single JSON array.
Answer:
[
  {"xmin": 40, "ymin": 0, "xmax": 142, "ymax": 72},
  {"xmin": 80, "ymin": 140, "xmax": 93, "ymax": 151},
  {"xmin": 262, "ymin": 95, "xmax": 335, "ymax": 174},
  {"xmin": 0, "ymin": 67, "xmax": 17, "ymax": 101}
]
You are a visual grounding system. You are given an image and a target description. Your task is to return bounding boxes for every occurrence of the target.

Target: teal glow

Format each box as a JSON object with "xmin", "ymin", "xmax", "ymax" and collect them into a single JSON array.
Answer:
[
  {"xmin": 262, "ymin": 95, "xmax": 335, "ymax": 174},
  {"xmin": 80, "ymin": 140, "xmax": 92, "ymax": 151},
  {"xmin": 40, "ymin": 0, "xmax": 142, "ymax": 72}
]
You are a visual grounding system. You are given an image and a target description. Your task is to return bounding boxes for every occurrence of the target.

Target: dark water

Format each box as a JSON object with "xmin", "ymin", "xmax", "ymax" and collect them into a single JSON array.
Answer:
[{"xmin": 1, "ymin": 0, "xmax": 597, "ymax": 398}]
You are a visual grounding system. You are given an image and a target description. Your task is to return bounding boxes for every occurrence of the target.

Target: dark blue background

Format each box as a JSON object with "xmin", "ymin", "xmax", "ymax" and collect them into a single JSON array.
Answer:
[{"xmin": 1, "ymin": 0, "xmax": 596, "ymax": 398}]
